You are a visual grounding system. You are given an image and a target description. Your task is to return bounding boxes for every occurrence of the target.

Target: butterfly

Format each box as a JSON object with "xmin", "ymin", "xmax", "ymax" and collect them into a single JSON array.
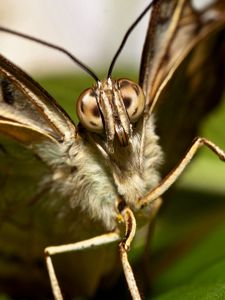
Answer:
[{"xmin": 0, "ymin": 1, "xmax": 225, "ymax": 299}]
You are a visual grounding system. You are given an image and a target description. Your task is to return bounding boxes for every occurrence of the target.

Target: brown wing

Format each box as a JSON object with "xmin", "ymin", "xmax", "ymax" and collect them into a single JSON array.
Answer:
[
  {"xmin": 140, "ymin": 0, "xmax": 225, "ymax": 173},
  {"xmin": 0, "ymin": 53, "xmax": 76, "ymax": 145},
  {"xmin": 140, "ymin": 0, "xmax": 185, "ymax": 111},
  {"xmin": 140, "ymin": 0, "xmax": 225, "ymax": 111},
  {"xmin": 0, "ymin": 54, "xmax": 74, "ymax": 296}
]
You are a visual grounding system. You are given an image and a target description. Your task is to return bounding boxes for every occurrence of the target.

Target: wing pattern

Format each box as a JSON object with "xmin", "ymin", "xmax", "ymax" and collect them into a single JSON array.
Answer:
[{"xmin": 140, "ymin": 0, "xmax": 225, "ymax": 172}]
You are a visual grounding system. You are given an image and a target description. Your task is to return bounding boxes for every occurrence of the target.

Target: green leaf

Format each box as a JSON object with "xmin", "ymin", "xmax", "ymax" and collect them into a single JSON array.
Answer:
[{"xmin": 152, "ymin": 259, "xmax": 225, "ymax": 300}]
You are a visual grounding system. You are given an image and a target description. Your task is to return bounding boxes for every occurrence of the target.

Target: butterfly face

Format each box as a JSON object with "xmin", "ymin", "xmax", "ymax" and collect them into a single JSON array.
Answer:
[{"xmin": 77, "ymin": 78, "xmax": 145, "ymax": 148}]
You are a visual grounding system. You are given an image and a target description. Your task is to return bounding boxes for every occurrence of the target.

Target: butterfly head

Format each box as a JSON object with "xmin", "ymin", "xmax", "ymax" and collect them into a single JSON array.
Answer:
[{"xmin": 76, "ymin": 78, "xmax": 145, "ymax": 148}]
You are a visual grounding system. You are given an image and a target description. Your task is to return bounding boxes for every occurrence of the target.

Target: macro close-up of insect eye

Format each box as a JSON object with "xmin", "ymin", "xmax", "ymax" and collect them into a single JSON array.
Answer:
[{"xmin": 1, "ymin": 1, "xmax": 225, "ymax": 300}]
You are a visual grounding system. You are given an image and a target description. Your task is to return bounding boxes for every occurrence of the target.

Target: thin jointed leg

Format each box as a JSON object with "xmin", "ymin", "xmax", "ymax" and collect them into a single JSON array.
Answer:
[
  {"xmin": 119, "ymin": 206, "xmax": 142, "ymax": 300},
  {"xmin": 138, "ymin": 137, "xmax": 225, "ymax": 208},
  {"xmin": 45, "ymin": 232, "xmax": 120, "ymax": 300}
]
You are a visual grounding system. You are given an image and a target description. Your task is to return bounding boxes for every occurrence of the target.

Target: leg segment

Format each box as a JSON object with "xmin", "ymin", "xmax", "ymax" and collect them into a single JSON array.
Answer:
[
  {"xmin": 45, "ymin": 232, "xmax": 120, "ymax": 300},
  {"xmin": 119, "ymin": 206, "xmax": 142, "ymax": 300},
  {"xmin": 138, "ymin": 137, "xmax": 225, "ymax": 209}
]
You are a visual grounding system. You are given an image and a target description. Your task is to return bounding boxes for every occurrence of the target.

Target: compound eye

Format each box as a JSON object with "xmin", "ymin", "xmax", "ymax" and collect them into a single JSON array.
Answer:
[
  {"xmin": 118, "ymin": 79, "xmax": 145, "ymax": 122},
  {"xmin": 76, "ymin": 88, "xmax": 103, "ymax": 132}
]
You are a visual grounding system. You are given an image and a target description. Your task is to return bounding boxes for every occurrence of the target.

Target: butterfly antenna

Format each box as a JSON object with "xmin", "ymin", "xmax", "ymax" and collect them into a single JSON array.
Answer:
[
  {"xmin": 107, "ymin": 0, "xmax": 157, "ymax": 78},
  {"xmin": 0, "ymin": 26, "xmax": 100, "ymax": 82}
]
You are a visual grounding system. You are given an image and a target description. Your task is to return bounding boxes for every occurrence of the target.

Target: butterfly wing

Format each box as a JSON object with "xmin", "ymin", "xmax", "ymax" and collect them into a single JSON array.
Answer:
[
  {"xmin": 0, "ymin": 53, "xmax": 76, "ymax": 144},
  {"xmin": 0, "ymin": 53, "xmax": 75, "ymax": 295},
  {"xmin": 0, "ymin": 52, "xmax": 78, "ymax": 243},
  {"xmin": 0, "ymin": 133, "xmax": 53, "ymax": 295},
  {"xmin": 140, "ymin": 0, "xmax": 225, "ymax": 173}
]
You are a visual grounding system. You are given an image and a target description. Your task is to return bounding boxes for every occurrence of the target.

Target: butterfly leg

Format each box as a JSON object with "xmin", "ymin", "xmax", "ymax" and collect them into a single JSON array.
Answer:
[
  {"xmin": 44, "ymin": 232, "xmax": 120, "ymax": 300},
  {"xmin": 119, "ymin": 206, "xmax": 142, "ymax": 300},
  {"xmin": 138, "ymin": 137, "xmax": 225, "ymax": 209}
]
